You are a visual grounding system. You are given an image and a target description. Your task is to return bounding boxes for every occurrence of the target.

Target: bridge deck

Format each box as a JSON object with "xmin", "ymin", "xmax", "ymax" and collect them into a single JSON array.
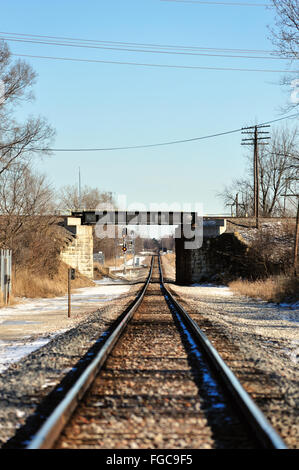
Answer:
[{"xmin": 70, "ymin": 211, "xmax": 226, "ymax": 226}]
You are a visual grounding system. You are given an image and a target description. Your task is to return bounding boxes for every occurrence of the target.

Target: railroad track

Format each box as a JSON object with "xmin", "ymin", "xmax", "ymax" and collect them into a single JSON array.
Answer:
[{"xmin": 16, "ymin": 255, "xmax": 286, "ymax": 449}]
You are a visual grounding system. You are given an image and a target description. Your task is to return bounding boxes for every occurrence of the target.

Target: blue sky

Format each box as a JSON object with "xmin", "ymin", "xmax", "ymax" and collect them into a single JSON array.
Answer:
[{"xmin": 1, "ymin": 0, "xmax": 298, "ymax": 214}]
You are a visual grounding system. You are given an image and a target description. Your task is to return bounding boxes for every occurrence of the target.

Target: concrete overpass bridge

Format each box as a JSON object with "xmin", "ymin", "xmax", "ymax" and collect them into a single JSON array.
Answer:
[
  {"xmin": 61, "ymin": 211, "xmax": 227, "ymax": 283},
  {"xmin": 60, "ymin": 211, "xmax": 296, "ymax": 284},
  {"xmin": 71, "ymin": 210, "xmax": 227, "ymax": 228}
]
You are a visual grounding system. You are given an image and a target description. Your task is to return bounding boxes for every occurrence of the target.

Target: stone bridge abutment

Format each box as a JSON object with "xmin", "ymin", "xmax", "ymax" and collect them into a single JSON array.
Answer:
[
  {"xmin": 60, "ymin": 217, "xmax": 94, "ymax": 279},
  {"xmin": 59, "ymin": 212, "xmax": 250, "ymax": 284},
  {"xmin": 175, "ymin": 219, "xmax": 230, "ymax": 284}
]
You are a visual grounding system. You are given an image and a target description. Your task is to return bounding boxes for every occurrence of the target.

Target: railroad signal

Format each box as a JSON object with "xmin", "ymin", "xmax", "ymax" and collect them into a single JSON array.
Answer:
[{"xmin": 122, "ymin": 245, "xmax": 127, "ymax": 252}]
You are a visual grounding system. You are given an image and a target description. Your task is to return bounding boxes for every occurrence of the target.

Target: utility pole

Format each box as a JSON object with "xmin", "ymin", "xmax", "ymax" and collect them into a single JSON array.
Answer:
[
  {"xmin": 281, "ymin": 194, "xmax": 299, "ymax": 275},
  {"xmin": 254, "ymin": 126, "xmax": 259, "ymax": 226},
  {"xmin": 122, "ymin": 227, "xmax": 127, "ymax": 276},
  {"xmin": 130, "ymin": 230, "xmax": 135, "ymax": 269},
  {"xmin": 68, "ymin": 268, "xmax": 71, "ymax": 318},
  {"xmin": 226, "ymin": 193, "xmax": 239, "ymax": 217},
  {"xmin": 78, "ymin": 167, "xmax": 82, "ymax": 210},
  {"xmin": 295, "ymin": 198, "xmax": 299, "ymax": 275},
  {"xmin": 241, "ymin": 125, "xmax": 271, "ymax": 228}
]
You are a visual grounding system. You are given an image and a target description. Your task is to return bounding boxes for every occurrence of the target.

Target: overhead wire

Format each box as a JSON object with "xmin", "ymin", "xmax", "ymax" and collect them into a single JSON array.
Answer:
[
  {"xmin": 1, "ymin": 34, "xmax": 297, "ymax": 61},
  {"xmin": 160, "ymin": 0, "xmax": 271, "ymax": 6},
  {"xmin": 3, "ymin": 30, "xmax": 297, "ymax": 73},
  {"xmin": 0, "ymin": 31, "xmax": 282, "ymax": 55},
  {"xmin": 3, "ymin": 113, "xmax": 298, "ymax": 153},
  {"xmin": 1, "ymin": 32, "xmax": 297, "ymax": 152},
  {"xmin": 11, "ymin": 52, "xmax": 299, "ymax": 74}
]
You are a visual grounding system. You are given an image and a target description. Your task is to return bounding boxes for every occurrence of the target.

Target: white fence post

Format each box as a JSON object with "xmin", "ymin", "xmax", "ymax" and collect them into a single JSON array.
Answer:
[{"xmin": 0, "ymin": 249, "xmax": 12, "ymax": 305}]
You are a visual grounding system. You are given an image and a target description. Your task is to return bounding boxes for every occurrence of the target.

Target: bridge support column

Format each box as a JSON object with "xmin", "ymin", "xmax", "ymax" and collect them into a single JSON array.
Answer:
[
  {"xmin": 175, "ymin": 219, "xmax": 227, "ymax": 285},
  {"xmin": 175, "ymin": 234, "xmax": 194, "ymax": 285},
  {"xmin": 60, "ymin": 217, "xmax": 94, "ymax": 279}
]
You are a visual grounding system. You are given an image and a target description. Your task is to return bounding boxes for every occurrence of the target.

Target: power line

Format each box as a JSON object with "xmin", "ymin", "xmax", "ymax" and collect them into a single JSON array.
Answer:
[
  {"xmin": 0, "ymin": 31, "xmax": 282, "ymax": 55},
  {"xmin": 11, "ymin": 53, "xmax": 299, "ymax": 73},
  {"xmin": 160, "ymin": 0, "xmax": 271, "ymax": 6},
  {"xmin": 3, "ymin": 113, "xmax": 298, "ymax": 153},
  {"xmin": 2, "ymin": 35, "xmax": 296, "ymax": 61}
]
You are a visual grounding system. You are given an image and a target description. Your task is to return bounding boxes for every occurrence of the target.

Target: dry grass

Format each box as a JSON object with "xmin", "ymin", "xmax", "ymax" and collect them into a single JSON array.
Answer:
[
  {"xmin": 93, "ymin": 261, "xmax": 129, "ymax": 281},
  {"xmin": 93, "ymin": 261, "xmax": 106, "ymax": 280},
  {"xmin": 12, "ymin": 262, "xmax": 94, "ymax": 299},
  {"xmin": 163, "ymin": 253, "xmax": 175, "ymax": 264},
  {"xmin": 0, "ymin": 288, "xmax": 17, "ymax": 307},
  {"xmin": 104, "ymin": 254, "xmax": 133, "ymax": 268},
  {"xmin": 161, "ymin": 253, "xmax": 176, "ymax": 281},
  {"xmin": 229, "ymin": 275, "xmax": 299, "ymax": 304}
]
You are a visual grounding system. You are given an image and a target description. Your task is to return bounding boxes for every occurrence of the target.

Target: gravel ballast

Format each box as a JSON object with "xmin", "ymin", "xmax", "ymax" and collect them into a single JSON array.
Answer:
[
  {"xmin": 161, "ymin": 254, "xmax": 298, "ymax": 448},
  {"xmin": 55, "ymin": 268, "xmax": 260, "ymax": 450},
  {"xmin": 166, "ymin": 282, "xmax": 299, "ymax": 449},
  {"xmin": 1, "ymin": 255, "xmax": 298, "ymax": 449},
  {"xmin": 0, "ymin": 282, "xmax": 143, "ymax": 448}
]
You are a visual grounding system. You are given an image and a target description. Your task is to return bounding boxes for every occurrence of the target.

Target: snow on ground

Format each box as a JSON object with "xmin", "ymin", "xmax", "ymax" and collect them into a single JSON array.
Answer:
[
  {"xmin": 279, "ymin": 301, "xmax": 299, "ymax": 311},
  {"xmin": 1, "ymin": 277, "xmax": 297, "ymax": 375},
  {"xmin": 0, "ymin": 279, "xmax": 130, "ymax": 374},
  {"xmin": 170, "ymin": 283, "xmax": 299, "ymax": 339},
  {"xmin": 0, "ymin": 280, "xmax": 129, "ymax": 321},
  {"xmin": 127, "ymin": 256, "xmax": 145, "ymax": 266},
  {"xmin": 5, "ymin": 279, "xmax": 129, "ymax": 314},
  {"xmin": 190, "ymin": 283, "xmax": 299, "ymax": 311},
  {"xmin": 191, "ymin": 284, "xmax": 234, "ymax": 297},
  {"xmin": 109, "ymin": 256, "xmax": 146, "ymax": 271},
  {"xmin": 0, "ymin": 336, "xmax": 59, "ymax": 375}
]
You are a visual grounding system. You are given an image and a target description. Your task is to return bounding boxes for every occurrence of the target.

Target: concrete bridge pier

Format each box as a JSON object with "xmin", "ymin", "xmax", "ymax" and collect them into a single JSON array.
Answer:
[
  {"xmin": 175, "ymin": 219, "xmax": 227, "ymax": 285},
  {"xmin": 59, "ymin": 213, "xmax": 228, "ymax": 284},
  {"xmin": 175, "ymin": 233, "xmax": 194, "ymax": 284},
  {"xmin": 60, "ymin": 217, "xmax": 94, "ymax": 279}
]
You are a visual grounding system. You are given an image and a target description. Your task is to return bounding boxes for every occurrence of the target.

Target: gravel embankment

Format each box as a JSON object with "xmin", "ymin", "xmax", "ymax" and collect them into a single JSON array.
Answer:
[
  {"xmin": 56, "ymin": 278, "xmax": 258, "ymax": 449},
  {"xmin": 0, "ymin": 282, "xmax": 143, "ymax": 448},
  {"xmin": 166, "ymin": 282, "xmax": 299, "ymax": 449},
  {"xmin": 161, "ymin": 254, "xmax": 298, "ymax": 448}
]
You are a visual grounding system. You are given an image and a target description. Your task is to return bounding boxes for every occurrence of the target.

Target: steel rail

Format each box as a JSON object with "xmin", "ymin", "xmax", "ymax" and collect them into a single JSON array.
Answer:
[
  {"xmin": 26, "ymin": 257, "xmax": 154, "ymax": 449},
  {"xmin": 158, "ymin": 255, "xmax": 287, "ymax": 449}
]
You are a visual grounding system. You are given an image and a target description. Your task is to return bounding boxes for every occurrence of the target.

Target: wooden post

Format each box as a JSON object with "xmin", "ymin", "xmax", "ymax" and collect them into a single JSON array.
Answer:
[
  {"xmin": 68, "ymin": 268, "xmax": 71, "ymax": 318},
  {"xmin": 235, "ymin": 193, "xmax": 239, "ymax": 217},
  {"xmin": 294, "ymin": 199, "xmax": 299, "ymax": 275},
  {"xmin": 281, "ymin": 194, "xmax": 299, "ymax": 275},
  {"xmin": 254, "ymin": 126, "xmax": 260, "ymax": 229},
  {"xmin": 241, "ymin": 124, "xmax": 270, "ymax": 229},
  {"xmin": 123, "ymin": 251, "xmax": 127, "ymax": 275},
  {"xmin": 1, "ymin": 250, "xmax": 4, "ymax": 304}
]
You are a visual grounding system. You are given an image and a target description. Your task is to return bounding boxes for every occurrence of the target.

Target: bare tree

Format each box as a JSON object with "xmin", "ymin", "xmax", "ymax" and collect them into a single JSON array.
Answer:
[
  {"xmin": 0, "ymin": 41, "xmax": 55, "ymax": 176},
  {"xmin": 270, "ymin": 0, "xmax": 299, "ymax": 59},
  {"xmin": 258, "ymin": 126, "xmax": 298, "ymax": 215},
  {"xmin": 161, "ymin": 235, "xmax": 175, "ymax": 251},
  {"xmin": 0, "ymin": 163, "xmax": 64, "ymax": 274},
  {"xmin": 219, "ymin": 126, "xmax": 298, "ymax": 217},
  {"xmin": 134, "ymin": 235, "xmax": 144, "ymax": 254},
  {"xmin": 219, "ymin": 178, "xmax": 253, "ymax": 217},
  {"xmin": 57, "ymin": 184, "xmax": 116, "ymax": 212},
  {"xmin": 269, "ymin": 1, "xmax": 299, "ymax": 108}
]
